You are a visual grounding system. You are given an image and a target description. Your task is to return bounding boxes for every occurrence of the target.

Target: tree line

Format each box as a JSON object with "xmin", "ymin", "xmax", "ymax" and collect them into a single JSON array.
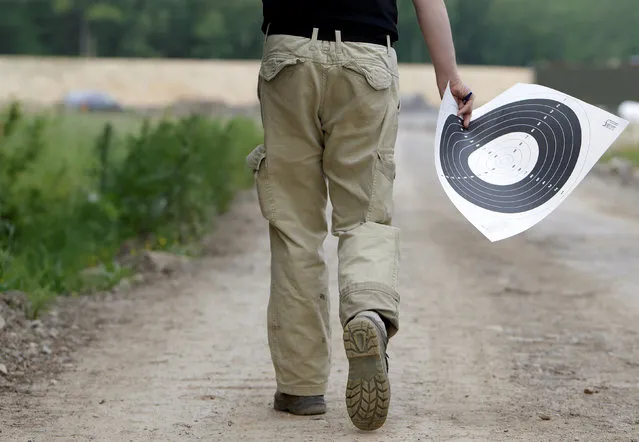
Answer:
[{"xmin": 1, "ymin": 0, "xmax": 637, "ymax": 67}]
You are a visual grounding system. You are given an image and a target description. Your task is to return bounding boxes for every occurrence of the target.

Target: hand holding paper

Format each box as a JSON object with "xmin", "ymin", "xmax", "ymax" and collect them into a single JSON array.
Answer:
[{"xmin": 449, "ymin": 79, "xmax": 474, "ymax": 128}]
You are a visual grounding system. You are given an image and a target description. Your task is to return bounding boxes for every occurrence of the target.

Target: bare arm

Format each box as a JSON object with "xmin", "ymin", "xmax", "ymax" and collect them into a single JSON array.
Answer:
[{"xmin": 412, "ymin": 0, "xmax": 474, "ymax": 126}]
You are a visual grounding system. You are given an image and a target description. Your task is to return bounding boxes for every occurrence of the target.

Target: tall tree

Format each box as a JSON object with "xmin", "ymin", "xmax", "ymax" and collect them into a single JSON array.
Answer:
[
  {"xmin": 0, "ymin": 0, "xmax": 636, "ymax": 66},
  {"xmin": 52, "ymin": 0, "xmax": 125, "ymax": 56}
]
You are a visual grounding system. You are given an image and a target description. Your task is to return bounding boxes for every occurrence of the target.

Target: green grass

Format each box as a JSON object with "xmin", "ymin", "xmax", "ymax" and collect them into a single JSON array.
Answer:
[
  {"xmin": 613, "ymin": 146, "xmax": 639, "ymax": 166},
  {"xmin": 601, "ymin": 142, "xmax": 639, "ymax": 166},
  {"xmin": 0, "ymin": 103, "xmax": 262, "ymax": 318},
  {"xmin": 601, "ymin": 123, "xmax": 639, "ymax": 165},
  {"xmin": 10, "ymin": 112, "xmax": 145, "ymax": 214}
]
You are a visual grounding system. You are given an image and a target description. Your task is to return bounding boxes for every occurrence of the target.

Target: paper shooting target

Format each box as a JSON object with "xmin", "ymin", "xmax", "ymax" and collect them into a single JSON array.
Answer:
[
  {"xmin": 434, "ymin": 83, "xmax": 629, "ymax": 242},
  {"xmin": 439, "ymin": 98, "xmax": 582, "ymax": 213}
]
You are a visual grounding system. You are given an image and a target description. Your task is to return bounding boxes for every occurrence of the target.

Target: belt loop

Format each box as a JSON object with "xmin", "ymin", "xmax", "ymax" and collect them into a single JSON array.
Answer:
[
  {"xmin": 310, "ymin": 27, "xmax": 319, "ymax": 50},
  {"xmin": 335, "ymin": 30, "xmax": 342, "ymax": 53},
  {"xmin": 263, "ymin": 23, "xmax": 271, "ymax": 48},
  {"xmin": 386, "ymin": 35, "xmax": 391, "ymax": 54}
]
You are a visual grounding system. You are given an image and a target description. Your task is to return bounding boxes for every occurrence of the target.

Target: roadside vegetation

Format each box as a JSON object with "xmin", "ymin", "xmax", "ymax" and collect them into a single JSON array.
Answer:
[
  {"xmin": 0, "ymin": 103, "xmax": 262, "ymax": 318},
  {"xmin": 607, "ymin": 145, "xmax": 639, "ymax": 166},
  {"xmin": 602, "ymin": 125, "xmax": 639, "ymax": 166}
]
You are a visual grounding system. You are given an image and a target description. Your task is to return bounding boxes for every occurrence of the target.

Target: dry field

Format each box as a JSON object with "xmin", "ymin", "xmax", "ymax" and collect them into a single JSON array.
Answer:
[{"xmin": 0, "ymin": 56, "xmax": 533, "ymax": 109}]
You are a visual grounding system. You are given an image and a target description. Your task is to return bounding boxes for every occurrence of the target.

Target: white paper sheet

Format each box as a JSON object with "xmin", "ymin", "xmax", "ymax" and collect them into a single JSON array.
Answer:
[{"xmin": 434, "ymin": 82, "xmax": 629, "ymax": 242}]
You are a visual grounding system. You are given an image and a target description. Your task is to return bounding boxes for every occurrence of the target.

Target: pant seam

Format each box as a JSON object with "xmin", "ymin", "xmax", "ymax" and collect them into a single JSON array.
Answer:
[
  {"xmin": 277, "ymin": 384, "xmax": 327, "ymax": 396},
  {"xmin": 365, "ymin": 155, "xmax": 379, "ymax": 222},
  {"xmin": 319, "ymin": 66, "xmax": 327, "ymax": 121},
  {"xmin": 340, "ymin": 282, "xmax": 400, "ymax": 303},
  {"xmin": 392, "ymin": 228, "xmax": 400, "ymax": 287}
]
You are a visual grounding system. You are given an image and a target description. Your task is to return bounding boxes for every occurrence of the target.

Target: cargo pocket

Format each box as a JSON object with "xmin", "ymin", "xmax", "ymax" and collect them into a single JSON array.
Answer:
[
  {"xmin": 367, "ymin": 151, "xmax": 396, "ymax": 225},
  {"xmin": 343, "ymin": 60, "xmax": 393, "ymax": 91},
  {"xmin": 246, "ymin": 144, "xmax": 276, "ymax": 223}
]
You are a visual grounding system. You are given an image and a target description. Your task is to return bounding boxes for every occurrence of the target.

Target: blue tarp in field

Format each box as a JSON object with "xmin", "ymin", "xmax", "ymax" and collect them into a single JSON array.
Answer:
[{"xmin": 62, "ymin": 90, "xmax": 123, "ymax": 111}]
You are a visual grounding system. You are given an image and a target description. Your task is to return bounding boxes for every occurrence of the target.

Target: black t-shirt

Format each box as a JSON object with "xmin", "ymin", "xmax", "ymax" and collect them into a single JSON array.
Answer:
[{"xmin": 262, "ymin": 0, "xmax": 399, "ymax": 43}]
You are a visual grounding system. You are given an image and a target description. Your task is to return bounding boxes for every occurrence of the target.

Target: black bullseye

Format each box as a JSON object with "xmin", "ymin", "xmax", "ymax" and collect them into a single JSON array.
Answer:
[{"xmin": 439, "ymin": 98, "xmax": 582, "ymax": 213}]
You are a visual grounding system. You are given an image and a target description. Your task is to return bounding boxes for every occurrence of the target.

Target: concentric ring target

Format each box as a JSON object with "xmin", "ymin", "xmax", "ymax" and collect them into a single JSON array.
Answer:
[{"xmin": 439, "ymin": 98, "xmax": 582, "ymax": 214}]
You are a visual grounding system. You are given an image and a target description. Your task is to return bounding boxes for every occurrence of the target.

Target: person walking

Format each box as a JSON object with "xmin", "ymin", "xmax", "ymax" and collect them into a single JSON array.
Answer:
[{"xmin": 246, "ymin": 0, "xmax": 474, "ymax": 432}]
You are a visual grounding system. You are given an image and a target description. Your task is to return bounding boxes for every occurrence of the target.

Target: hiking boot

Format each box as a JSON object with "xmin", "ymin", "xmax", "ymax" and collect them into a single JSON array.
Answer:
[
  {"xmin": 343, "ymin": 311, "xmax": 390, "ymax": 431},
  {"xmin": 273, "ymin": 391, "xmax": 326, "ymax": 415}
]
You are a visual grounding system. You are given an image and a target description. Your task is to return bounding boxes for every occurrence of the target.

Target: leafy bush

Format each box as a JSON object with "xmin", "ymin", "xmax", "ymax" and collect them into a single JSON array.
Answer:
[{"xmin": 0, "ymin": 102, "xmax": 262, "ymax": 317}]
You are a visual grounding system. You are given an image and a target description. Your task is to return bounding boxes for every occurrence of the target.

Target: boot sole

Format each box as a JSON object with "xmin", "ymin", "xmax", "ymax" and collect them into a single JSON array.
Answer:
[{"xmin": 343, "ymin": 317, "xmax": 390, "ymax": 431}]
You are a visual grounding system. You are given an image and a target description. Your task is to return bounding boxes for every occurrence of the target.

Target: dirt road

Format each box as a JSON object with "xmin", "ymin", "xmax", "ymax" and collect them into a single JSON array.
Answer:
[{"xmin": 3, "ymin": 113, "xmax": 639, "ymax": 441}]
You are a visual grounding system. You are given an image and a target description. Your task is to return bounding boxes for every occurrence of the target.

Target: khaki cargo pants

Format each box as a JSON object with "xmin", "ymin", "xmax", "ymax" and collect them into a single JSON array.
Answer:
[{"xmin": 246, "ymin": 28, "xmax": 401, "ymax": 396}]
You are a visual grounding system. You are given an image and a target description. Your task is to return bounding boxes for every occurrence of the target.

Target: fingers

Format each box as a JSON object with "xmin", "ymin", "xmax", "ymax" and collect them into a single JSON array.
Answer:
[
  {"xmin": 449, "ymin": 80, "xmax": 474, "ymax": 128},
  {"xmin": 457, "ymin": 98, "xmax": 473, "ymax": 128},
  {"xmin": 462, "ymin": 110, "xmax": 472, "ymax": 128}
]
